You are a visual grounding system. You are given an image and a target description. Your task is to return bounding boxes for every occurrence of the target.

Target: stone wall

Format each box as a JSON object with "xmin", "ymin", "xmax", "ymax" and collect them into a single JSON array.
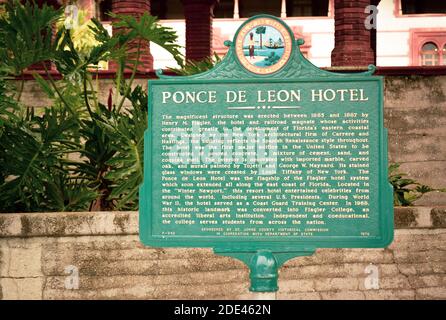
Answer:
[
  {"xmin": 1, "ymin": 209, "xmax": 445, "ymax": 300},
  {"xmin": 384, "ymin": 75, "xmax": 446, "ymax": 206},
  {"xmin": 17, "ymin": 78, "xmax": 148, "ymax": 109}
]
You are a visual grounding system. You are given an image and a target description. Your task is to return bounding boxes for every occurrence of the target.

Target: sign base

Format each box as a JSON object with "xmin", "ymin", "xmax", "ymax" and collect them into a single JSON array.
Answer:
[{"xmin": 214, "ymin": 248, "xmax": 315, "ymax": 292}]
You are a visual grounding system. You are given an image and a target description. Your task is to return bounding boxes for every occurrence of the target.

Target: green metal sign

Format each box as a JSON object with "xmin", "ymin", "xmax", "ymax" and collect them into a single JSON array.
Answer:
[{"xmin": 140, "ymin": 15, "xmax": 394, "ymax": 292}]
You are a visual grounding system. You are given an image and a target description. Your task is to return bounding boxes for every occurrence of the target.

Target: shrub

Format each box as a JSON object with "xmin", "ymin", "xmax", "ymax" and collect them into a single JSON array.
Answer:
[{"xmin": 0, "ymin": 0, "xmax": 182, "ymax": 212}]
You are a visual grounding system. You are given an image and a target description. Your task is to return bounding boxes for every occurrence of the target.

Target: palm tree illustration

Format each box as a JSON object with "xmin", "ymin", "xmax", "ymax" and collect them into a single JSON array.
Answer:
[{"xmin": 256, "ymin": 26, "xmax": 266, "ymax": 48}]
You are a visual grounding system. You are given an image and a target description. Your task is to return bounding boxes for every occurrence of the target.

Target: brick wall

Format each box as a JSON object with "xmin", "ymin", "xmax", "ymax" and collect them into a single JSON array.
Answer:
[
  {"xmin": 331, "ymin": 0, "xmax": 375, "ymax": 66},
  {"xmin": 0, "ymin": 208, "xmax": 445, "ymax": 300},
  {"xmin": 182, "ymin": 0, "xmax": 218, "ymax": 62}
]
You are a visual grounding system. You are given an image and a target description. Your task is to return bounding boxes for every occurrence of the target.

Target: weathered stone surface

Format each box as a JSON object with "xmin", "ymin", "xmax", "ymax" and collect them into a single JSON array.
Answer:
[
  {"xmin": 277, "ymin": 292, "xmax": 321, "ymax": 300},
  {"xmin": 408, "ymin": 275, "xmax": 446, "ymax": 288},
  {"xmin": 415, "ymin": 287, "xmax": 446, "ymax": 300},
  {"xmin": 363, "ymin": 289, "xmax": 415, "ymax": 300},
  {"xmin": 431, "ymin": 207, "xmax": 446, "ymax": 228},
  {"xmin": 0, "ymin": 212, "xmax": 446, "ymax": 300},
  {"xmin": 283, "ymin": 248, "xmax": 394, "ymax": 268},
  {"xmin": 398, "ymin": 262, "xmax": 445, "ymax": 276},
  {"xmin": 374, "ymin": 276, "xmax": 412, "ymax": 290},
  {"xmin": 279, "ymin": 279, "xmax": 315, "ymax": 293},
  {"xmin": 0, "ymin": 212, "xmax": 138, "ymax": 237},
  {"xmin": 394, "ymin": 207, "xmax": 432, "ymax": 228},
  {"xmin": 0, "ymin": 239, "xmax": 42, "ymax": 278},
  {"xmin": 320, "ymin": 290, "xmax": 366, "ymax": 300},
  {"xmin": 384, "ymin": 76, "xmax": 446, "ymax": 110},
  {"xmin": 384, "ymin": 75, "xmax": 446, "ymax": 206},
  {"xmin": 393, "ymin": 250, "xmax": 446, "ymax": 264},
  {"xmin": 2, "ymin": 209, "xmax": 442, "ymax": 240},
  {"xmin": 314, "ymin": 277, "xmax": 359, "ymax": 292},
  {"xmin": 0, "ymin": 278, "xmax": 43, "ymax": 300},
  {"xmin": 281, "ymin": 263, "xmax": 400, "ymax": 280},
  {"xmin": 384, "ymin": 104, "xmax": 446, "ymax": 137},
  {"xmin": 388, "ymin": 134, "xmax": 446, "ymax": 163},
  {"xmin": 389, "ymin": 228, "xmax": 446, "ymax": 247}
]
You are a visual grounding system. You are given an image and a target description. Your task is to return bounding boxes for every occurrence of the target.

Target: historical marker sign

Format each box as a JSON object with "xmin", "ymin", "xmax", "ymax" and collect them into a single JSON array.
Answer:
[{"xmin": 140, "ymin": 15, "xmax": 394, "ymax": 292}]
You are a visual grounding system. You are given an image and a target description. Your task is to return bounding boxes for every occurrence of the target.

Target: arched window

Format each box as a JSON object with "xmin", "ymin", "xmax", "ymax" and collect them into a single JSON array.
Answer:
[
  {"xmin": 420, "ymin": 42, "xmax": 439, "ymax": 66},
  {"xmin": 410, "ymin": 30, "xmax": 446, "ymax": 66}
]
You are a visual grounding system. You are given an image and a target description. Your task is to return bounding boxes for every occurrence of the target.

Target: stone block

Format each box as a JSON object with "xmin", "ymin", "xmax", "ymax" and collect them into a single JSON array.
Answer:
[
  {"xmin": 415, "ymin": 287, "xmax": 446, "ymax": 300},
  {"xmin": 0, "ymin": 278, "xmax": 43, "ymax": 300},
  {"xmin": 363, "ymin": 289, "xmax": 415, "ymax": 300},
  {"xmin": 277, "ymin": 292, "xmax": 321, "ymax": 300},
  {"xmin": 278, "ymin": 279, "xmax": 315, "ymax": 293},
  {"xmin": 320, "ymin": 290, "xmax": 366, "ymax": 300},
  {"xmin": 0, "ymin": 240, "xmax": 42, "ymax": 278}
]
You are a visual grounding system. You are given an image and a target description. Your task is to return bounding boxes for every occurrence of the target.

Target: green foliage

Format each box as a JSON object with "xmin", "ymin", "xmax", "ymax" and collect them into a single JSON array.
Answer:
[
  {"xmin": 1, "ymin": 2, "xmax": 444, "ymax": 214},
  {"xmin": 75, "ymin": 107, "xmax": 117, "ymax": 211},
  {"xmin": 104, "ymin": 94, "xmax": 147, "ymax": 210},
  {"xmin": 169, "ymin": 53, "xmax": 221, "ymax": 76},
  {"xmin": 0, "ymin": 75, "xmax": 19, "ymax": 126},
  {"xmin": 109, "ymin": 12, "xmax": 183, "ymax": 67},
  {"xmin": 0, "ymin": 1, "xmax": 183, "ymax": 212},
  {"xmin": 0, "ymin": 0, "xmax": 63, "ymax": 75},
  {"xmin": 256, "ymin": 26, "xmax": 266, "ymax": 34},
  {"xmin": 0, "ymin": 107, "xmax": 97, "ymax": 212},
  {"xmin": 255, "ymin": 26, "xmax": 266, "ymax": 48},
  {"xmin": 264, "ymin": 52, "xmax": 280, "ymax": 66},
  {"xmin": 388, "ymin": 163, "xmax": 446, "ymax": 206}
]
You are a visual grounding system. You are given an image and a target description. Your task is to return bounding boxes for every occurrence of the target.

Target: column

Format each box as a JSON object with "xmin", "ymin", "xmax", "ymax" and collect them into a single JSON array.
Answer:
[
  {"xmin": 110, "ymin": 0, "xmax": 153, "ymax": 72},
  {"xmin": 182, "ymin": 0, "xmax": 219, "ymax": 62},
  {"xmin": 233, "ymin": 0, "xmax": 239, "ymax": 19},
  {"xmin": 330, "ymin": 0, "xmax": 375, "ymax": 67},
  {"xmin": 281, "ymin": 0, "xmax": 287, "ymax": 18}
]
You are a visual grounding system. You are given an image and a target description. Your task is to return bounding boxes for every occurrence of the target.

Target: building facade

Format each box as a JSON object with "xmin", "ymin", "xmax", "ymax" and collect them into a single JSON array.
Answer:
[{"xmin": 74, "ymin": 0, "xmax": 446, "ymax": 69}]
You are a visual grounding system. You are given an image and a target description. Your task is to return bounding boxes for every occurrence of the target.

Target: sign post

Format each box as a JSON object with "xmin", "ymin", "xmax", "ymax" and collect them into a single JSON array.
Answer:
[{"xmin": 140, "ymin": 15, "xmax": 394, "ymax": 293}]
